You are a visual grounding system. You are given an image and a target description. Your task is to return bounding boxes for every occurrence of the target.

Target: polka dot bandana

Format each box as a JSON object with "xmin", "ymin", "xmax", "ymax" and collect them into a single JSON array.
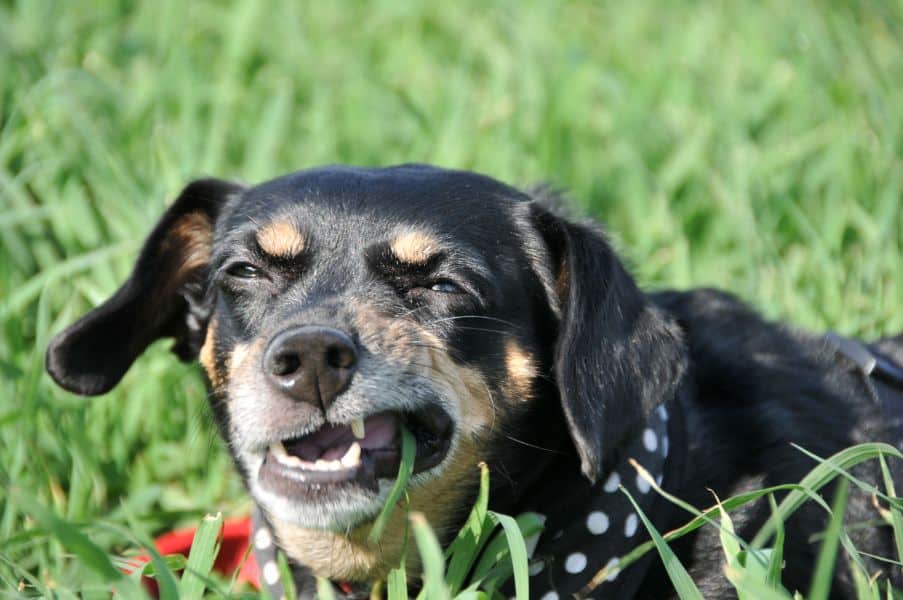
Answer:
[{"xmin": 512, "ymin": 401, "xmax": 680, "ymax": 598}]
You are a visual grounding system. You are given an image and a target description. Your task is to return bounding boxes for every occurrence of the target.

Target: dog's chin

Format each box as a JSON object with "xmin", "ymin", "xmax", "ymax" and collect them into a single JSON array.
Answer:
[
  {"xmin": 238, "ymin": 407, "xmax": 456, "ymax": 531},
  {"xmin": 250, "ymin": 473, "xmax": 393, "ymax": 530}
]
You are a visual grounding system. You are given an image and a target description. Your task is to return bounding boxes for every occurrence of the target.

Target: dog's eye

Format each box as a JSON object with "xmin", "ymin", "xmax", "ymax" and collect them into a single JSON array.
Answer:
[
  {"xmin": 429, "ymin": 280, "xmax": 463, "ymax": 294},
  {"xmin": 226, "ymin": 262, "xmax": 263, "ymax": 279}
]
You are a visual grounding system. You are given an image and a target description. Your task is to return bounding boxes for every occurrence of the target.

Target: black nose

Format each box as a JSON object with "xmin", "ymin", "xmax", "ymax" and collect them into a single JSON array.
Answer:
[{"xmin": 263, "ymin": 326, "xmax": 358, "ymax": 410}]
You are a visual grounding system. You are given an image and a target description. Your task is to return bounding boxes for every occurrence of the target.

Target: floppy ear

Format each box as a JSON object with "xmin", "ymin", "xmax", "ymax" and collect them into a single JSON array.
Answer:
[
  {"xmin": 45, "ymin": 178, "xmax": 244, "ymax": 396},
  {"xmin": 528, "ymin": 201, "xmax": 687, "ymax": 483}
]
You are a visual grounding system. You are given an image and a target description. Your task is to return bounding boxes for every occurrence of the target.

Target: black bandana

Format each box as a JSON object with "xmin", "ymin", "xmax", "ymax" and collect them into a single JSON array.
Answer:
[{"xmin": 252, "ymin": 397, "xmax": 686, "ymax": 599}]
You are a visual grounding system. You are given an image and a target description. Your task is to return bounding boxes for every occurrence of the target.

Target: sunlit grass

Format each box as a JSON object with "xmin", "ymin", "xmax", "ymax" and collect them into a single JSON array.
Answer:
[{"xmin": 1, "ymin": 0, "xmax": 902, "ymax": 596}]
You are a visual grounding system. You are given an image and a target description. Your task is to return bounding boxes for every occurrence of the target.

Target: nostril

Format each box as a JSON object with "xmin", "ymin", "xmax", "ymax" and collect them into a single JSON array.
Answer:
[
  {"xmin": 326, "ymin": 344, "xmax": 356, "ymax": 370},
  {"xmin": 271, "ymin": 352, "xmax": 301, "ymax": 377}
]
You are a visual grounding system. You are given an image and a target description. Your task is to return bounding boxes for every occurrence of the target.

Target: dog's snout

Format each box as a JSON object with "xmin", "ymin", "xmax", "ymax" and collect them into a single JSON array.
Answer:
[{"xmin": 264, "ymin": 326, "xmax": 357, "ymax": 410}]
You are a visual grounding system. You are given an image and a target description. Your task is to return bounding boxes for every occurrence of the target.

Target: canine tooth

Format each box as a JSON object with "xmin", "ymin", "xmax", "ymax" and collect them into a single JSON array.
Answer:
[
  {"xmin": 341, "ymin": 442, "xmax": 362, "ymax": 467},
  {"xmin": 270, "ymin": 442, "xmax": 303, "ymax": 468},
  {"xmin": 351, "ymin": 418, "xmax": 366, "ymax": 439},
  {"xmin": 270, "ymin": 441, "xmax": 289, "ymax": 458}
]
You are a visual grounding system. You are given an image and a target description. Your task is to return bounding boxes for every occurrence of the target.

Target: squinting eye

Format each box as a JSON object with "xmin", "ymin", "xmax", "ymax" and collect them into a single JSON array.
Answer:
[
  {"xmin": 226, "ymin": 263, "xmax": 262, "ymax": 279},
  {"xmin": 429, "ymin": 280, "xmax": 463, "ymax": 294}
]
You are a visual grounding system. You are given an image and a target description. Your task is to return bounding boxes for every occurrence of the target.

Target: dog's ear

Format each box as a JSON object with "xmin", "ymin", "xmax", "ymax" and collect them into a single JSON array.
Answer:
[
  {"xmin": 527, "ymin": 200, "xmax": 687, "ymax": 483},
  {"xmin": 45, "ymin": 178, "xmax": 244, "ymax": 396}
]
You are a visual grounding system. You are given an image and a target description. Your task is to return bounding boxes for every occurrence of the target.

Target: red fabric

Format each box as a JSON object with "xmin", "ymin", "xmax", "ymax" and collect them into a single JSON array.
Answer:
[{"xmin": 125, "ymin": 516, "xmax": 260, "ymax": 595}]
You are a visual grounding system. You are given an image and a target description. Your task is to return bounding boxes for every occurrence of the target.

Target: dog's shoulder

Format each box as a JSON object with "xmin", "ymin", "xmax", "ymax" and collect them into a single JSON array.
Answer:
[{"xmin": 649, "ymin": 287, "xmax": 880, "ymax": 462}]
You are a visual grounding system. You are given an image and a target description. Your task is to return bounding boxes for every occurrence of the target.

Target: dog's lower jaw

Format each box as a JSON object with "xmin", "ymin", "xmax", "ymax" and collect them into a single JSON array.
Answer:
[
  {"xmin": 262, "ymin": 435, "xmax": 486, "ymax": 583},
  {"xmin": 267, "ymin": 511, "xmax": 416, "ymax": 583}
]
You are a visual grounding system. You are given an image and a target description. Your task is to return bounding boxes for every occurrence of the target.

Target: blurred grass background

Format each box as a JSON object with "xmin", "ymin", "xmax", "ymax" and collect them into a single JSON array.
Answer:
[{"xmin": 1, "ymin": 0, "xmax": 901, "ymax": 594}]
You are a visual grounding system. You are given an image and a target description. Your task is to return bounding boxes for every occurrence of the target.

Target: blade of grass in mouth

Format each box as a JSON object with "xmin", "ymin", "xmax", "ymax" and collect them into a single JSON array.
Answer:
[{"xmin": 368, "ymin": 424, "xmax": 416, "ymax": 543}]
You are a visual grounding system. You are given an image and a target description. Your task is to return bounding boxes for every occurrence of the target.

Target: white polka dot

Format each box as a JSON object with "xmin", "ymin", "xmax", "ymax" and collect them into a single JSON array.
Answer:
[
  {"xmin": 643, "ymin": 428, "xmax": 658, "ymax": 452},
  {"xmin": 541, "ymin": 592, "xmax": 559, "ymax": 600},
  {"xmin": 657, "ymin": 405, "xmax": 669, "ymax": 421},
  {"xmin": 603, "ymin": 557, "xmax": 620, "ymax": 581},
  {"xmin": 565, "ymin": 552, "xmax": 587, "ymax": 574},
  {"xmin": 625, "ymin": 513, "xmax": 638, "ymax": 537},
  {"xmin": 586, "ymin": 510, "xmax": 610, "ymax": 534},
  {"xmin": 553, "ymin": 529, "xmax": 564, "ymax": 540},
  {"xmin": 636, "ymin": 473, "xmax": 651, "ymax": 493},
  {"xmin": 662, "ymin": 434, "xmax": 669, "ymax": 457},
  {"xmin": 254, "ymin": 527, "xmax": 272, "ymax": 550},
  {"xmin": 529, "ymin": 560, "xmax": 545, "ymax": 576},
  {"xmin": 656, "ymin": 473, "xmax": 664, "ymax": 486},
  {"xmin": 263, "ymin": 560, "xmax": 280, "ymax": 585},
  {"xmin": 603, "ymin": 471, "xmax": 620, "ymax": 492}
]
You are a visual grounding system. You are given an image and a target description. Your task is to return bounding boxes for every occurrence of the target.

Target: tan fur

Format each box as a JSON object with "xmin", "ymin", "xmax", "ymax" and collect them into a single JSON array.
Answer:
[
  {"xmin": 423, "ymin": 333, "xmax": 496, "ymax": 435},
  {"xmin": 256, "ymin": 219, "xmax": 305, "ymax": 258},
  {"xmin": 199, "ymin": 316, "xmax": 220, "ymax": 387},
  {"xmin": 389, "ymin": 231, "xmax": 439, "ymax": 264},
  {"xmin": 159, "ymin": 212, "xmax": 213, "ymax": 295},
  {"xmin": 171, "ymin": 212, "xmax": 214, "ymax": 271},
  {"xmin": 504, "ymin": 339, "xmax": 537, "ymax": 402}
]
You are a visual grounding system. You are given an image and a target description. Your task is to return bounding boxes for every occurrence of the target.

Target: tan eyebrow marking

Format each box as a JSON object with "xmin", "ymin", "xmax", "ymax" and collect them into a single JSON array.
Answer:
[
  {"xmin": 505, "ymin": 339, "xmax": 537, "ymax": 402},
  {"xmin": 255, "ymin": 219, "xmax": 305, "ymax": 258},
  {"xmin": 389, "ymin": 231, "xmax": 439, "ymax": 264}
]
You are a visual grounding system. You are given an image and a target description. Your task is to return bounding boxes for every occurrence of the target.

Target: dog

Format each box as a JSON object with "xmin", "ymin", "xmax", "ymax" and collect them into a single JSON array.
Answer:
[{"xmin": 45, "ymin": 165, "xmax": 903, "ymax": 598}]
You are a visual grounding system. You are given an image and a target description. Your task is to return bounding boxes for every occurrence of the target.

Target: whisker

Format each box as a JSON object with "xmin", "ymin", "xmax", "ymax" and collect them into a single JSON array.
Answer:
[
  {"xmin": 427, "ymin": 315, "xmax": 519, "ymax": 328},
  {"xmin": 503, "ymin": 435, "xmax": 568, "ymax": 456}
]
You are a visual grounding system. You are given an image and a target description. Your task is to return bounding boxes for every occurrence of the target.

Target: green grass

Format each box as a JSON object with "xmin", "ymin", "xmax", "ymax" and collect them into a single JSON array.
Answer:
[{"xmin": 1, "ymin": 0, "xmax": 902, "ymax": 597}]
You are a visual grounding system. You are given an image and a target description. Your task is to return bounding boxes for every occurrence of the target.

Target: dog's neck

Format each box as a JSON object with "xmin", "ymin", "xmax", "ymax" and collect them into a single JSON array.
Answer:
[
  {"xmin": 251, "ymin": 396, "xmax": 687, "ymax": 599},
  {"xmin": 512, "ymin": 393, "xmax": 687, "ymax": 598}
]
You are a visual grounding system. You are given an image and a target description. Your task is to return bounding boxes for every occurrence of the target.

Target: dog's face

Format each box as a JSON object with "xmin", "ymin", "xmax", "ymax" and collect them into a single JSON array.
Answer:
[
  {"xmin": 46, "ymin": 165, "xmax": 686, "ymax": 577},
  {"xmin": 196, "ymin": 167, "xmax": 560, "ymax": 531}
]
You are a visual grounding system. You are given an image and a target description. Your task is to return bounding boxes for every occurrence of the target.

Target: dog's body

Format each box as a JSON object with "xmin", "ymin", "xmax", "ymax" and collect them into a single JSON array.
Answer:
[{"xmin": 45, "ymin": 165, "xmax": 903, "ymax": 598}]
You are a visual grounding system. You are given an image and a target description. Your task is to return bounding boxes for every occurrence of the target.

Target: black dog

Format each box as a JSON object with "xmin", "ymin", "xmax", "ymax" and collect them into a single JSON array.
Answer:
[{"xmin": 46, "ymin": 165, "xmax": 903, "ymax": 598}]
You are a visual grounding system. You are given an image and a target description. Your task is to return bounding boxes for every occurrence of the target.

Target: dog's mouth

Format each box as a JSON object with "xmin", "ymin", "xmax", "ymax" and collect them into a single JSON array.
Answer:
[{"xmin": 257, "ymin": 406, "xmax": 454, "ymax": 494}]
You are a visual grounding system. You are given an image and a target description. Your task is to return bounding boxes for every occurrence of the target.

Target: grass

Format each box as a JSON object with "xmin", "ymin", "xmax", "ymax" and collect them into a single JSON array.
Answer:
[{"xmin": 1, "ymin": 0, "xmax": 902, "ymax": 596}]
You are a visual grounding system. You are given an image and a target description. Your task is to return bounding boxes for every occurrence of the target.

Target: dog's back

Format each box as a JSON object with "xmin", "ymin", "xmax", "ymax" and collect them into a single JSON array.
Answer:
[{"xmin": 645, "ymin": 288, "xmax": 903, "ymax": 598}]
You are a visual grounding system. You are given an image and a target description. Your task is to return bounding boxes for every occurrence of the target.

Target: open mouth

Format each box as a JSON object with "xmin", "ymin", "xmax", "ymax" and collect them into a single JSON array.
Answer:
[{"xmin": 257, "ymin": 406, "xmax": 453, "ymax": 494}]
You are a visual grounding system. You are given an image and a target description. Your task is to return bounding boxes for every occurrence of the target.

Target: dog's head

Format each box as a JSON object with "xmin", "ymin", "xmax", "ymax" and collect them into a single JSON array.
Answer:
[{"xmin": 46, "ymin": 165, "xmax": 685, "ymax": 576}]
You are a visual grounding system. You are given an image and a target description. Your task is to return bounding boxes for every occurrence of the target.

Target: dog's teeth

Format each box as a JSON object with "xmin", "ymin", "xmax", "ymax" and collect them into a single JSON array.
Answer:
[
  {"xmin": 351, "ymin": 418, "xmax": 366, "ymax": 440},
  {"xmin": 269, "ymin": 442, "xmax": 303, "ymax": 468},
  {"xmin": 341, "ymin": 442, "xmax": 362, "ymax": 468}
]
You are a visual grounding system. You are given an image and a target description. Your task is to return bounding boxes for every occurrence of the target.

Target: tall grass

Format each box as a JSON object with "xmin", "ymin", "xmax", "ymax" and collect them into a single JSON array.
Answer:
[{"xmin": 1, "ymin": 0, "xmax": 901, "ymax": 596}]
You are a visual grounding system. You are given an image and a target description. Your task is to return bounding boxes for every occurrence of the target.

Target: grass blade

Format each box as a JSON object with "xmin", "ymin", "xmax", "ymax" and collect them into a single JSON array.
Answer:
[
  {"xmin": 317, "ymin": 576, "xmax": 337, "ymax": 600},
  {"xmin": 766, "ymin": 494, "xmax": 785, "ymax": 590},
  {"xmin": 752, "ymin": 443, "xmax": 901, "ymax": 547},
  {"xmin": 808, "ymin": 478, "xmax": 849, "ymax": 600},
  {"xmin": 369, "ymin": 425, "xmax": 416, "ymax": 543},
  {"xmin": 445, "ymin": 462, "xmax": 492, "ymax": 594},
  {"xmin": 487, "ymin": 511, "xmax": 531, "ymax": 600},
  {"xmin": 622, "ymin": 486, "xmax": 703, "ymax": 600},
  {"xmin": 469, "ymin": 513, "xmax": 543, "ymax": 588},
  {"xmin": 387, "ymin": 563, "xmax": 408, "ymax": 600},
  {"xmin": 178, "ymin": 512, "xmax": 223, "ymax": 600},
  {"xmin": 10, "ymin": 488, "xmax": 122, "ymax": 582},
  {"xmin": 410, "ymin": 512, "xmax": 450, "ymax": 600},
  {"xmin": 878, "ymin": 453, "xmax": 903, "ymax": 566}
]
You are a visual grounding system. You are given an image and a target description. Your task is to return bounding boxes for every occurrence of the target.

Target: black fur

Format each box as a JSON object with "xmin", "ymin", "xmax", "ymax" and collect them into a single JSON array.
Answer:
[
  {"xmin": 45, "ymin": 165, "xmax": 903, "ymax": 598},
  {"xmin": 45, "ymin": 178, "xmax": 243, "ymax": 395}
]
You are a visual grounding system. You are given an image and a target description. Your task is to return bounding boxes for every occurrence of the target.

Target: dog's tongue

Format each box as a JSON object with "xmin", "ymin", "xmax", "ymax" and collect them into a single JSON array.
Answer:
[{"xmin": 285, "ymin": 414, "xmax": 399, "ymax": 461}]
